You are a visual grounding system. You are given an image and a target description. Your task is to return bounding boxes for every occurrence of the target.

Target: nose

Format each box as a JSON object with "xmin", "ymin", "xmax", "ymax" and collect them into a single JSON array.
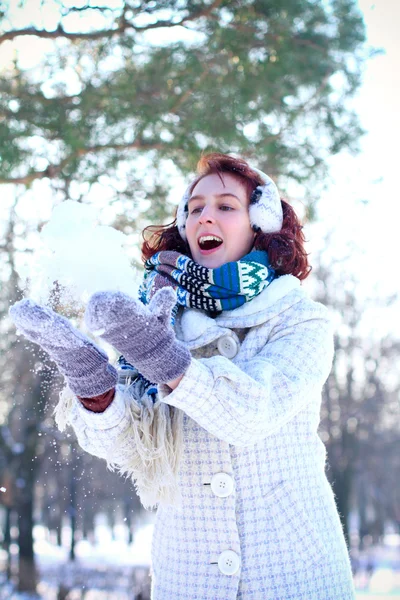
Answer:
[{"xmin": 198, "ymin": 205, "xmax": 216, "ymax": 224}]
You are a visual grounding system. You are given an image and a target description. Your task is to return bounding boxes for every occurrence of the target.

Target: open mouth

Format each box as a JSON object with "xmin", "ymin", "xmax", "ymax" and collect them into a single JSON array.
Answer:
[{"xmin": 198, "ymin": 235, "xmax": 223, "ymax": 252}]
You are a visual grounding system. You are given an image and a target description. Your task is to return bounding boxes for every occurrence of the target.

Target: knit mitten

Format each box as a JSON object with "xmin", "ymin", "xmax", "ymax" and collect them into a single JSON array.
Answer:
[
  {"xmin": 9, "ymin": 299, "xmax": 118, "ymax": 398},
  {"xmin": 84, "ymin": 287, "xmax": 191, "ymax": 384}
]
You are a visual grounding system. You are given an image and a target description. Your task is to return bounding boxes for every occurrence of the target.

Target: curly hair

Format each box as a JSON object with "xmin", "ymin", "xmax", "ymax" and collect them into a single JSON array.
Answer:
[{"xmin": 142, "ymin": 153, "xmax": 311, "ymax": 280}]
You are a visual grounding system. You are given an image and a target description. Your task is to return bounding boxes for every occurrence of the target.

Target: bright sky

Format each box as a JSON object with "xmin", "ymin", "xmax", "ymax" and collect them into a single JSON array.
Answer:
[
  {"xmin": 308, "ymin": 0, "xmax": 400, "ymax": 298},
  {"xmin": 331, "ymin": 0, "xmax": 399, "ymax": 201},
  {"xmin": 304, "ymin": 0, "xmax": 400, "ymax": 338}
]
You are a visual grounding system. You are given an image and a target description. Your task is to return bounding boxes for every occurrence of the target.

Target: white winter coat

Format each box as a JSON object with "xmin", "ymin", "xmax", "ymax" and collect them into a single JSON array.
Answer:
[{"xmin": 65, "ymin": 275, "xmax": 355, "ymax": 599}]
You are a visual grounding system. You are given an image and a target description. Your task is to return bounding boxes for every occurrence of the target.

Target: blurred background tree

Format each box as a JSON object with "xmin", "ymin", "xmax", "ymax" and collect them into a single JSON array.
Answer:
[
  {"xmin": 311, "ymin": 251, "xmax": 400, "ymax": 549},
  {"xmin": 0, "ymin": 0, "xmax": 367, "ymax": 217}
]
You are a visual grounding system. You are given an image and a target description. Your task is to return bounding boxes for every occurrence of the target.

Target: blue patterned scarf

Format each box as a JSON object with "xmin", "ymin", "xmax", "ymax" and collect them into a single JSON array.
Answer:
[
  {"xmin": 140, "ymin": 250, "xmax": 276, "ymax": 313},
  {"xmin": 119, "ymin": 250, "xmax": 276, "ymax": 395}
]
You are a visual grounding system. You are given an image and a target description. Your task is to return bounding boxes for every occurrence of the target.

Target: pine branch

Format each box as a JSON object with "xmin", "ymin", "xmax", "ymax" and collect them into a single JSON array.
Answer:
[
  {"xmin": 0, "ymin": 139, "xmax": 164, "ymax": 186},
  {"xmin": 169, "ymin": 65, "xmax": 211, "ymax": 114},
  {"xmin": 0, "ymin": 0, "xmax": 224, "ymax": 45}
]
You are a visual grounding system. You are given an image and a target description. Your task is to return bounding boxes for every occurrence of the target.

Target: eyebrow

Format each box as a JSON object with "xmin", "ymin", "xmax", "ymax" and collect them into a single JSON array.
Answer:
[{"xmin": 188, "ymin": 192, "xmax": 241, "ymax": 203}]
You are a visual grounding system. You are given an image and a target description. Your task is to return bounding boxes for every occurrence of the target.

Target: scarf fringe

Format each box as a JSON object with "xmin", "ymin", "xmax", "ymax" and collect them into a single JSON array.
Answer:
[
  {"xmin": 116, "ymin": 392, "xmax": 184, "ymax": 509},
  {"xmin": 54, "ymin": 386, "xmax": 184, "ymax": 510},
  {"xmin": 54, "ymin": 386, "xmax": 75, "ymax": 432}
]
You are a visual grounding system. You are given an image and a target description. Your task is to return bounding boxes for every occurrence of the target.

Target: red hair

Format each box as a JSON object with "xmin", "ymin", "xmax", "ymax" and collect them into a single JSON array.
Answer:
[{"xmin": 142, "ymin": 153, "xmax": 311, "ymax": 280}]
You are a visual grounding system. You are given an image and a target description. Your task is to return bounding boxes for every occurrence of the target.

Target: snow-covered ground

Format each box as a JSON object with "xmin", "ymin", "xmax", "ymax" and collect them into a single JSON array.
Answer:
[
  {"xmin": 352, "ymin": 533, "xmax": 400, "ymax": 599},
  {"xmin": 0, "ymin": 521, "xmax": 154, "ymax": 599},
  {"xmin": 34, "ymin": 521, "xmax": 154, "ymax": 568},
  {"xmin": 1, "ymin": 525, "xmax": 399, "ymax": 599}
]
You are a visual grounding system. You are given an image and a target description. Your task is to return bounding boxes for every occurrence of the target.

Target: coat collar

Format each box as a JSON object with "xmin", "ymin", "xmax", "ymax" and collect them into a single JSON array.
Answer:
[{"xmin": 176, "ymin": 275, "xmax": 302, "ymax": 348}]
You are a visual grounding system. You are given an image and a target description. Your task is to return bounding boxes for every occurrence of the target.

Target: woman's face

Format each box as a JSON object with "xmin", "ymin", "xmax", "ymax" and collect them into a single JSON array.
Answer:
[{"xmin": 185, "ymin": 173, "xmax": 256, "ymax": 268}]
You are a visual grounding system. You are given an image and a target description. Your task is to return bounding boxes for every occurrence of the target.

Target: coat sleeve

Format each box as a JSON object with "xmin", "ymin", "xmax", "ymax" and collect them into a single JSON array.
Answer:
[
  {"xmin": 63, "ymin": 379, "xmax": 183, "ymax": 508},
  {"xmin": 159, "ymin": 297, "xmax": 334, "ymax": 447},
  {"xmin": 66, "ymin": 383, "xmax": 140, "ymax": 464},
  {"xmin": 62, "ymin": 373, "xmax": 153, "ymax": 465}
]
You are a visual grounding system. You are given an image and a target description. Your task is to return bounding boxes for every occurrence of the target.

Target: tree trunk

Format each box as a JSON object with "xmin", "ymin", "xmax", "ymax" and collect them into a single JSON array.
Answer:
[
  {"xmin": 69, "ymin": 453, "xmax": 77, "ymax": 561},
  {"xmin": 17, "ymin": 496, "xmax": 37, "ymax": 592},
  {"xmin": 124, "ymin": 500, "xmax": 133, "ymax": 545},
  {"xmin": 108, "ymin": 506, "xmax": 116, "ymax": 541},
  {"xmin": 3, "ymin": 507, "xmax": 13, "ymax": 581},
  {"xmin": 3, "ymin": 506, "xmax": 12, "ymax": 549},
  {"xmin": 13, "ymin": 352, "xmax": 52, "ymax": 593},
  {"xmin": 82, "ymin": 506, "xmax": 94, "ymax": 541}
]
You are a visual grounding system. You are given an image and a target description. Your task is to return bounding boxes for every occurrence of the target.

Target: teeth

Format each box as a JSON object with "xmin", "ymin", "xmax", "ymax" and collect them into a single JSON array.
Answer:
[{"xmin": 199, "ymin": 235, "xmax": 223, "ymax": 243}]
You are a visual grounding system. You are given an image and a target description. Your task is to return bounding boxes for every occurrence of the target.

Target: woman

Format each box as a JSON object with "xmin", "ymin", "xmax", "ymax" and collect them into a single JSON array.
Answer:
[{"xmin": 10, "ymin": 153, "xmax": 355, "ymax": 599}]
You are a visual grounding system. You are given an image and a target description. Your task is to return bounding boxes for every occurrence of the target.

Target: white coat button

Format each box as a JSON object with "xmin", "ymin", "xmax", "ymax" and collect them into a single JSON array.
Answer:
[
  {"xmin": 218, "ymin": 550, "xmax": 240, "ymax": 575},
  {"xmin": 217, "ymin": 335, "xmax": 238, "ymax": 359},
  {"xmin": 210, "ymin": 472, "xmax": 234, "ymax": 498}
]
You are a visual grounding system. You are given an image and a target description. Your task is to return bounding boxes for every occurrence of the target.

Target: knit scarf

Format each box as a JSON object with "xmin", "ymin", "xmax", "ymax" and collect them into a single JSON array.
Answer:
[{"xmin": 139, "ymin": 250, "xmax": 276, "ymax": 313}]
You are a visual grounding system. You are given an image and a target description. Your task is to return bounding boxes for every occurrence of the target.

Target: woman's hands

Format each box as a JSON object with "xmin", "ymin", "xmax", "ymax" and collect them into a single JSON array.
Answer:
[
  {"xmin": 9, "ymin": 286, "xmax": 190, "ymax": 402},
  {"xmin": 9, "ymin": 299, "xmax": 117, "ymax": 398},
  {"xmin": 85, "ymin": 287, "xmax": 191, "ymax": 384}
]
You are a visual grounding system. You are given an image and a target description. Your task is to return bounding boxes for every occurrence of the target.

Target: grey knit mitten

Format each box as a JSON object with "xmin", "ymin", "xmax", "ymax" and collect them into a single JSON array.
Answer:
[
  {"xmin": 9, "ymin": 299, "xmax": 118, "ymax": 398},
  {"xmin": 85, "ymin": 287, "xmax": 191, "ymax": 384}
]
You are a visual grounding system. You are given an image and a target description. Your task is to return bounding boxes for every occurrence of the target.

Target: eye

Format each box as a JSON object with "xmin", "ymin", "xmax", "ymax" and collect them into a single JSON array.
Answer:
[
  {"xmin": 190, "ymin": 206, "xmax": 203, "ymax": 214},
  {"xmin": 219, "ymin": 205, "xmax": 234, "ymax": 211}
]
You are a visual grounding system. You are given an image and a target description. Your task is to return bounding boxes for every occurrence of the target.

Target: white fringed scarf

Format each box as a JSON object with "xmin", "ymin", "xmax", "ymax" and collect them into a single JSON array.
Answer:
[{"xmin": 54, "ymin": 383, "xmax": 184, "ymax": 510}]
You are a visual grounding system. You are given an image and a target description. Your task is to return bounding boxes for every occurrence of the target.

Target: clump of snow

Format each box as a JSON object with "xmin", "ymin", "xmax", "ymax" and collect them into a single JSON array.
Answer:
[{"xmin": 18, "ymin": 201, "xmax": 140, "ymax": 307}]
